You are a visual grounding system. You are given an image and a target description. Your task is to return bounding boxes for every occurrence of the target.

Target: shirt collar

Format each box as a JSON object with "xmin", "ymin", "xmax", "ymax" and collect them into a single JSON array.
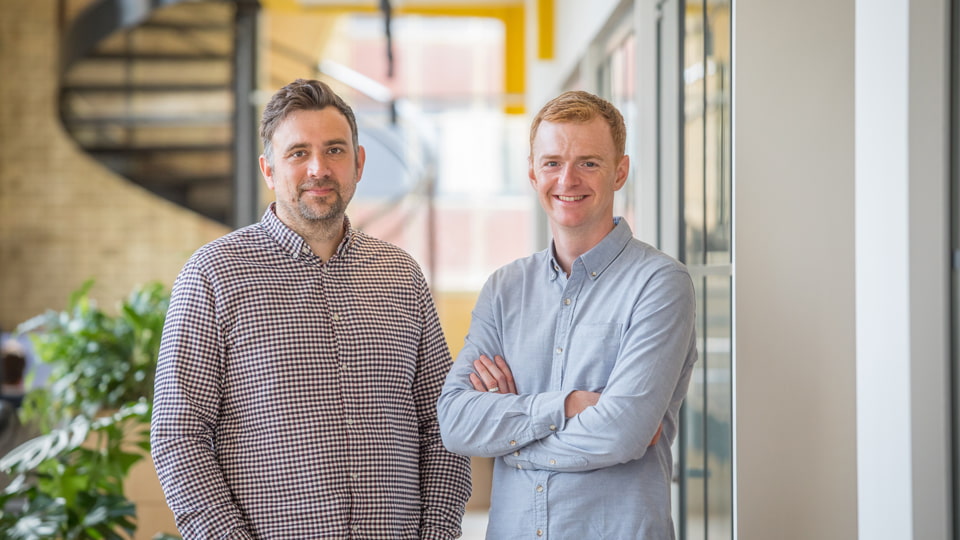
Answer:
[
  {"xmin": 547, "ymin": 217, "xmax": 633, "ymax": 280},
  {"xmin": 259, "ymin": 202, "xmax": 355, "ymax": 260}
]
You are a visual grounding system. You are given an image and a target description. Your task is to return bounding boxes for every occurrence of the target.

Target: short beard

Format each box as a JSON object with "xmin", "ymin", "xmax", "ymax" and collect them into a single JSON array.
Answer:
[{"xmin": 296, "ymin": 192, "xmax": 345, "ymax": 223}]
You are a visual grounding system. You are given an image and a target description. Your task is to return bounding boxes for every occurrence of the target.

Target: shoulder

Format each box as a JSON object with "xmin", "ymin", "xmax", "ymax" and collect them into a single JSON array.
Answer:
[
  {"xmin": 169, "ymin": 225, "xmax": 275, "ymax": 300},
  {"xmin": 177, "ymin": 224, "xmax": 274, "ymax": 278},
  {"xmin": 349, "ymin": 231, "xmax": 427, "ymax": 280},
  {"xmin": 611, "ymin": 239, "xmax": 695, "ymax": 301},
  {"xmin": 483, "ymin": 249, "xmax": 548, "ymax": 290},
  {"xmin": 625, "ymin": 238, "xmax": 690, "ymax": 275},
  {"xmin": 191, "ymin": 224, "xmax": 269, "ymax": 264}
]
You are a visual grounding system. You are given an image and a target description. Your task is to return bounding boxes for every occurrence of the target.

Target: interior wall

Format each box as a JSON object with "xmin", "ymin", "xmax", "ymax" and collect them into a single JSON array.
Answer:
[
  {"xmin": 733, "ymin": 1, "xmax": 858, "ymax": 538},
  {"xmin": 525, "ymin": 0, "xmax": 622, "ymax": 108},
  {"xmin": 0, "ymin": 0, "xmax": 227, "ymax": 332},
  {"xmin": 855, "ymin": 0, "xmax": 952, "ymax": 538}
]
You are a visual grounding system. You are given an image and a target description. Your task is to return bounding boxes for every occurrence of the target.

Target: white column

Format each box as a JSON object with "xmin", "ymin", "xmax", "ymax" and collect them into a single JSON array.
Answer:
[
  {"xmin": 734, "ymin": 0, "xmax": 858, "ymax": 537},
  {"xmin": 855, "ymin": 0, "xmax": 951, "ymax": 538}
]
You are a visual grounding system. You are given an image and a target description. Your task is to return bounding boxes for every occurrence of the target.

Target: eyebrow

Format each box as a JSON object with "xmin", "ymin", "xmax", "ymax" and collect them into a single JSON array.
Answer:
[
  {"xmin": 282, "ymin": 138, "xmax": 350, "ymax": 155},
  {"xmin": 539, "ymin": 154, "xmax": 606, "ymax": 162},
  {"xmin": 283, "ymin": 142, "xmax": 309, "ymax": 155}
]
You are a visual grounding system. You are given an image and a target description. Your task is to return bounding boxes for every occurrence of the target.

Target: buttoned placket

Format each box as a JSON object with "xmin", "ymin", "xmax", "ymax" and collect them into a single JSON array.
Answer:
[
  {"xmin": 316, "ymin": 252, "xmax": 363, "ymax": 536},
  {"xmin": 533, "ymin": 260, "xmax": 588, "ymax": 538}
]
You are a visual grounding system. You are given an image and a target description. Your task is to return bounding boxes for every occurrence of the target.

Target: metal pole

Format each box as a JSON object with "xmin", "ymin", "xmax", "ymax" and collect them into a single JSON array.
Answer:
[{"xmin": 232, "ymin": 0, "xmax": 260, "ymax": 228}]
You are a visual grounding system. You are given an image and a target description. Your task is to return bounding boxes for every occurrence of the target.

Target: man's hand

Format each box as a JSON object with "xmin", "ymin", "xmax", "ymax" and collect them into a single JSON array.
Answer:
[
  {"xmin": 649, "ymin": 423, "xmax": 663, "ymax": 446},
  {"xmin": 563, "ymin": 390, "xmax": 600, "ymax": 418},
  {"xmin": 469, "ymin": 354, "xmax": 517, "ymax": 394}
]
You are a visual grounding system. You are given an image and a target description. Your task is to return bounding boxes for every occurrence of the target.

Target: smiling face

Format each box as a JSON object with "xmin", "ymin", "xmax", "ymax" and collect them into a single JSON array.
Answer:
[
  {"xmin": 529, "ymin": 116, "xmax": 629, "ymax": 243},
  {"xmin": 259, "ymin": 107, "xmax": 365, "ymax": 238}
]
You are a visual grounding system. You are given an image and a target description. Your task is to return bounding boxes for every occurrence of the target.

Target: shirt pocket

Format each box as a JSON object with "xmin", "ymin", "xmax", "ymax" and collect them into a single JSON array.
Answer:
[{"xmin": 564, "ymin": 323, "xmax": 622, "ymax": 390}]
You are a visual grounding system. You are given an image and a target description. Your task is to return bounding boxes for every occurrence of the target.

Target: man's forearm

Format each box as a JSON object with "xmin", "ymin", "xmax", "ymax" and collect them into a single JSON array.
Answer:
[{"xmin": 151, "ymin": 432, "xmax": 253, "ymax": 538}]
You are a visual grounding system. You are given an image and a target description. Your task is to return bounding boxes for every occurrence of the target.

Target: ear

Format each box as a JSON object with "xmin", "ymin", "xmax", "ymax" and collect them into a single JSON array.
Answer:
[
  {"xmin": 259, "ymin": 154, "xmax": 276, "ymax": 191},
  {"xmin": 355, "ymin": 145, "xmax": 366, "ymax": 183},
  {"xmin": 613, "ymin": 154, "xmax": 630, "ymax": 191},
  {"xmin": 528, "ymin": 156, "xmax": 537, "ymax": 188}
]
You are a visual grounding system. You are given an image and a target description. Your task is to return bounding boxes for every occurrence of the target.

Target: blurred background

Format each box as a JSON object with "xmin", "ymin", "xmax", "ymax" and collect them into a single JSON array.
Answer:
[{"xmin": 0, "ymin": 1, "xmax": 954, "ymax": 539}]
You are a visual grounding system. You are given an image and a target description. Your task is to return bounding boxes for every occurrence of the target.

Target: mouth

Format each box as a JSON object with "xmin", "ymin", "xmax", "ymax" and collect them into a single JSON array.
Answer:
[
  {"xmin": 556, "ymin": 195, "xmax": 586, "ymax": 202},
  {"xmin": 301, "ymin": 183, "xmax": 335, "ymax": 196}
]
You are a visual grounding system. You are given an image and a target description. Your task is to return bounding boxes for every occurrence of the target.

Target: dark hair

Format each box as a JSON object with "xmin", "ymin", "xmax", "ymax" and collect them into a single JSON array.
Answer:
[
  {"xmin": 260, "ymin": 78, "xmax": 360, "ymax": 166},
  {"xmin": 529, "ymin": 90, "xmax": 626, "ymax": 158}
]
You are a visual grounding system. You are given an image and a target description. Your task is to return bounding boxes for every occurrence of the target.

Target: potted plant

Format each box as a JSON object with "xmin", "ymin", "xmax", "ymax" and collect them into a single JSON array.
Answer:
[{"xmin": 0, "ymin": 280, "xmax": 171, "ymax": 539}]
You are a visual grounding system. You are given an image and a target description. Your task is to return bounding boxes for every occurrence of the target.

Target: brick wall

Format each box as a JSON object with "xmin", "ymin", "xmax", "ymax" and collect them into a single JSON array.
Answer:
[{"xmin": 0, "ymin": 0, "xmax": 228, "ymax": 332}]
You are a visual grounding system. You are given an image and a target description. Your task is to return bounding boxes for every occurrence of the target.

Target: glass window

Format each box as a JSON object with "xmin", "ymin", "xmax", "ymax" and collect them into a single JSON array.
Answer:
[
  {"xmin": 599, "ymin": 32, "xmax": 639, "ymax": 228},
  {"xmin": 594, "ymin": 2, "xmax": 732, "ymax": 538},
  {"xmin": 678, "ymin": 1, "xmax": 732, "ymax": 539}
]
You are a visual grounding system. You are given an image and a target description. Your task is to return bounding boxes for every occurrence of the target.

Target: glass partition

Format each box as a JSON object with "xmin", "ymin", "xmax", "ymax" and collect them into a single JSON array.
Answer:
[
  {"xmin": 595, "ymin": 1, "xmax": 732, "ymax": 537},
  {"xmin": 678, "ymin": 1, "xmax": 733, "ymax": 538},
  {"xmin": 600, "ymin": 31, "xmax": 639, "ymax": 228}
]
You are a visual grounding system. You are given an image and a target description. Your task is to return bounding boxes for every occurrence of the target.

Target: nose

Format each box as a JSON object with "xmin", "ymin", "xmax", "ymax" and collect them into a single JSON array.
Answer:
[
  {"xmin": 557, "ymin": 164, "xmax": 579, "ymax": 187},
  {"xmin": 306, "ymin": 154, "xmax": 330, "ymax": 178}
]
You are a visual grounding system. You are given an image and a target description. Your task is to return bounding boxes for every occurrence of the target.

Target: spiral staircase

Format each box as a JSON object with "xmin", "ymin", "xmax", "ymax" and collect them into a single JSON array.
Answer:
[{"xmin": 59, "ymin": 0, "xmax": 260, "ymax": 227}]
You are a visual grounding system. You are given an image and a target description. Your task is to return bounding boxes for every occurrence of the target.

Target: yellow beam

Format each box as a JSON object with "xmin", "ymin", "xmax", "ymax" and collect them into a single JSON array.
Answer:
[
  {"xmin": 260, "ymin": 1, "xmax": 526, "ymax": 114},
  {"xmin": 536, "ymin": 0, "xmax": 553, "ymax": 60}
]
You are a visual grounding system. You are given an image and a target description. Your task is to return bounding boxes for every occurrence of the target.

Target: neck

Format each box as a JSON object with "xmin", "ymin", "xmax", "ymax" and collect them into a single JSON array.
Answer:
[
  {"xmin": 302, "ymin": 219, "xmax": 346, "ymax": 261},
  {"xmin": 550, "ymin": 220, "xmax": 615, "ymax": 275}
]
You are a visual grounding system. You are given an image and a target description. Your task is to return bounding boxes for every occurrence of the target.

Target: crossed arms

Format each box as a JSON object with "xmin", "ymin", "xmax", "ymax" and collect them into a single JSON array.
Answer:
[{"xmin": 436, "ymin": 267, "xmax": 696, "ymax": 473}]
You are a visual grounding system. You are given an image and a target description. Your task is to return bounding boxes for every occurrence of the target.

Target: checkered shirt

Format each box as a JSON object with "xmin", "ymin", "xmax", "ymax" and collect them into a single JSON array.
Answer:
[{"xmin": 151, "ymin": 205, "xmax": 472, "ymax": 539}]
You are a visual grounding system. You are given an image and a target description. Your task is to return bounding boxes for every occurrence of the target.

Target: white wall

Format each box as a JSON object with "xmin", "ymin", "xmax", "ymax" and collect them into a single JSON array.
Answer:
[
  {"xmin": 855, "ymin": 0, "xmax": 951, "ymax": 538},
  {"xmin": 524, "ymin": 0, "xmax": 622, "ymax": 108},
  {"xmin": 733, "ymin": 1, "xmax": 859, "ymax": 538}
]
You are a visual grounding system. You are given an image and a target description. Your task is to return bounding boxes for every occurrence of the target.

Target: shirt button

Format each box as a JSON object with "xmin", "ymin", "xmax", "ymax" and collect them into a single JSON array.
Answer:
[
  {"xmin": 563, "ymin": 298, "xmax": 571, "ymax": 305},
  {"xmin": 510, "ymin": 440, "xmax": 517, "ymax": 446},
  {"xmin": 513, "ymin": 451, "xmax": 520, "ymax": 457},
  {"xmin": 332, "ymin": 313, "xmax": 341, "ymax": 321},
  {"xmin": 536, "ymin": 485, "xmax": 544, "ymax": 493},
  {"xmin": 549, "ymin": 459, "xmax": 557, "ymax": 465},
  {"xmin": 351, "ymin": 473, "xmax": 359, "ymax": 479},
  {"xmin": 516, "ymin": 464, "xmax": 523, "ymax": 470},
  {"xmin": 555, "ymin": 347, "xmax": 563, "ymax": 354},
  {"xmin": 591, "ymin": 271, "xmax": 598, "ymax": 277},
  {"xmin": 537, "ymin": 529, "xmax": 543, "ymax": 536},
  {"xmin": 345, "ymin": 418, "xmax": 355, "ymax": 425},
  {"xmin": 549, "ymin": 425, "xmax": 557, "ymax": 431}
]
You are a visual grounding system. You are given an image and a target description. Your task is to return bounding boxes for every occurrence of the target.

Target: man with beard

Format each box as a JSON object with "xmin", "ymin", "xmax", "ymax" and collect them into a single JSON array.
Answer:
[{"xmin": 151, "ymin": 79, "xmax": 471, "ymax": 539}]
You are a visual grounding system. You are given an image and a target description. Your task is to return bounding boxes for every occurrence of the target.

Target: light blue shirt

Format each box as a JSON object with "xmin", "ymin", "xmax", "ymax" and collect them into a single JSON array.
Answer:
[{"xmin": 438, "ymin": 218, "xmax": 697, "ymax": 540}]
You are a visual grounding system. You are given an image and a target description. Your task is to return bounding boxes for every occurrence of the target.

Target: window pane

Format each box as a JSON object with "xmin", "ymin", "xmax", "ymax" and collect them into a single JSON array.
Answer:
[
  {"xmin": 679, "ymin": 1, "xmax": 732, "ymax": 538},
  {"xmin": 705, "ymin": 3, "xmax": 732, "ymax": 265},
  {"xmin": 683, "ymin": 3, "xmax": 706, "ymax": 266},
  {"xmin": 601, "ymin": 33, "xmax": 639, "ymax": 228}
]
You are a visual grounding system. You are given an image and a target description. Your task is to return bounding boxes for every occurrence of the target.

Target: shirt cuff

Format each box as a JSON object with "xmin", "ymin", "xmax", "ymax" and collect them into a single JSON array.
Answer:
[{"xmin": 529, "ymin": 389, "xmax": 573, "ymax": 433}]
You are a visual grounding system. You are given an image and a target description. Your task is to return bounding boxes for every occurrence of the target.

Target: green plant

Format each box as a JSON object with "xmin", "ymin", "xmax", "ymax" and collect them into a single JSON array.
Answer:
[
  {"xmin": 0, "ymin": 403, "xmax": 149, "ymax": 540},
  {"xmin": 18, "ymin": 280, "xmax": 169, "ymax": 427},
  {"xmin": 0, "ymin": 281, "xmax": 171, "ymax": 539}
]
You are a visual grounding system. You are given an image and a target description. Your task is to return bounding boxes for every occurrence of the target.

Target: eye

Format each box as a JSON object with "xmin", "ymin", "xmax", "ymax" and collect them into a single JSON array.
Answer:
[
  {"xmin": 328, "ymin": 147, "xmax": 345, "ymax": 155},
  {"xmin": 582, "ymin": 161, "xmax": 598, "ymax": 168},
  {"xmin": 290, "ymin": 150, "xmax": 307, "ymax": 159},
  {"xmin": 544, "ymin": 161, "xmax": 559, "ymax": 168}
]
